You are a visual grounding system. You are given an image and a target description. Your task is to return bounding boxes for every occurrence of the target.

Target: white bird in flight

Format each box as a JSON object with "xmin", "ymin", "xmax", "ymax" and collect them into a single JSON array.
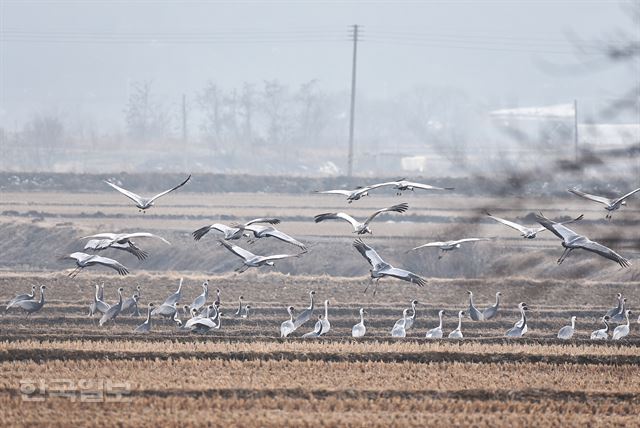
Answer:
[
  {"xmin": 314, "ymin": 203, "xmax": 408, "ymax": 234},
  {"xmin": 353, "ymin": 239, "xmax": 426, "ymax": 294},
  {"xmin": 104, "ymin": 174, "xmax": 191, "ymax": 211},
  {"xmin": 535, "ymin": 212, "xmax": 630, "ymax": 267},
  {"xmin": 412, "ymin": 238, "xmax": 490, "ymax": 259},
  {"xmin": 313, "ymin": 186, "xmax": 376, "ymax": 203},
  {"xmin": 486, "ymin": 212, "xmax": 583, "ymax": 239},
  {"xmin": 81, "ymin": 232, "xmax": 171, "ymax": 260},
  {"xmin": 218, "ymin": 240, "xmax": 305, "ymax": 273},
  {"xmin": 238, "ymin": 224, "xmax": 307, "ymax": 250},
  {"xmin": 192, "ymin": 218, "xmax": 280, "ymax": 241},
  {"xmin": 568, "ymin": 187, "xmax": 640, "ymax": 219},
  {"xmin": 63, "ymin": 252, "xmax": 129, "ymax": 277},
  {"xmin": 370, "ymin": 179, "xmax": 454, "ymax": 196}
]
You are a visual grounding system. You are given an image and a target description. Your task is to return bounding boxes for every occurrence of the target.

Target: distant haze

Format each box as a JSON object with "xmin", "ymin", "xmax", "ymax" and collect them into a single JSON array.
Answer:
[{"xmin": 0, "ymin": 1, "xmax": 638, "ymax": 176}]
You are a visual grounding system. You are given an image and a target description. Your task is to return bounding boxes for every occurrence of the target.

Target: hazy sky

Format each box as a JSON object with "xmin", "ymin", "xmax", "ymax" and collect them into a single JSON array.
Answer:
[{"xmin": 1, "ymin": 0, "xmax": 637, "ymax": 130}]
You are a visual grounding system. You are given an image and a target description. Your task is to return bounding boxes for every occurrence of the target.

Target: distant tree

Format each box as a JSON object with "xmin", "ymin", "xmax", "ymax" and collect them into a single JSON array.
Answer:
[
  {"xmin": 19, "ymin": 113, "xmax": 66, "ymax": 169},
  {"xmin": 295, "ymin": 79, "xmax": 329, "ymax": 145},
  {"xmin": 239, "ymin": 82, "xmax": 256, "ymax": 143},
  {"xmin": 22, "ymin": 114, "xmax": 65, "ymax": 148},
  {"xmin": 124, "ymin": 81, "xmax": 169, "ymax": 142},
  {"xmin": 221, "ymin": 89, "xmax": 241, "ymax": 143},
  {"xmin": 261, "ymin": 80, "xmax": 292, "ymax": 148},
  {"xmin": 198, "ymin": 81, "xmax": 223, "ymax": 148}
]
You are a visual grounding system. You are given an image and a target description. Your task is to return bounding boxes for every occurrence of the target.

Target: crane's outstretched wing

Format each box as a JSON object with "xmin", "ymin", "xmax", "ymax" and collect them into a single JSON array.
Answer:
[
  {"xmin": 192, "ymin": 224, "xmax": 237, "ymax": 241},
  {"xmin": 313, "ymin": 189, "xmax": 352, "ymax": 196},
  {"xmin": 81, "ymin": 233, "xmax": 119, "ymax": 240},
  {"xmin": 363, "ymin": 203, "xmax": 409, "ymax": 226},
  {"xmin": 259, "ymin": 253, "xmax": 303, "ymax": 263},
  {"xmin": 451, "ymin": 238, "xmax": 491, "ymax": 245},
  {"xmin": 486, "ymin": 212, "xmax": 529, "ymax": 234},
  {"xmin": 353, "ymin": 239, "xmax": 386, "ymax": 268},
  {"xmin": 110, "ymin": 241, "xmax": 149, "ymax": 261},
  {"xmin": 113, "ymin": 232, "xmax": 171, "ymax": 245},
  {"xmin": 568, "ymin": 188, "xmax": 611, "ymax": 206},
  {"xmin": 258, "ymin": 228, "xmax": 307, "ymax": 250},
  {"xmin": 573, "ymin": 237, "xmax": 630, "ymax": 268},
  {"xmin": 379, "ymin": 266, "xmax": 426, "ymax": 287},
  {"xmin": 412, "ymin": 242, "xmax": 447, "ymax": 250},
  {"xmin": 402, "ymin": 181, "xmax": 455, "ymax": 191},
  {"xmin": 89, "ymin": 255, "xmax": 130, "ymax": 276},
  {"xmin": 613, "ymin": 187, "xmax": 640, "ymax": 205},
  {"xmin": 104, "ymin": 181, "xmax": 144, "ymax": 205},
  {"xmin": 84, "ymin": 239, "xmax": 113, "ymax": 251},
  {"xmin": 535, "ymin": 213, "xmax": 582, "ymax": 242},
  {"xmin": 314, "ymin": 212, "xmax": 361, "ymax": 229},
  {"xmin": 245, "ymin": 218, "xmax": 281, "ymax": 226},
  {"xmin": 218, "ymin": 240, "xmax": 256, "ymax": 261},
  {"xmin": 147, "ymin": 175, "xmax": 191, "ymax": 204},
  {"xmin": 84, "ymin": 239, "xmax": 148, "ymax": 260}
]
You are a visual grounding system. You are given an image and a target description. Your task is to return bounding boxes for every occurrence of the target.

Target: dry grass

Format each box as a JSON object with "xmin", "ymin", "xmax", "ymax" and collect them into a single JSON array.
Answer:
[{"xmin": 3, "ymin": 338, "xmax": 640, "ymax": 358}]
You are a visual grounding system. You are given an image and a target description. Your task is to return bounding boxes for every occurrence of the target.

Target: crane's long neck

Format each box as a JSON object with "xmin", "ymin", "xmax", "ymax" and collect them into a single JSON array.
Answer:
[
  {"xmin": 438, "ymin": 312, "xmax": 443, "ymax": 329},
  {"xmin": 495, "ymin": 294, "xmax": 500, "ymax": 307},
  {"xmin": 117, "ymin": 290, "xmax": 123, "ymax": 307},
  {"xmin": 94, "ymin": 285, "xmax": 100, "ymax": 301},
  {"xmin": 625, "ymin": 311, "xmax": 630, "ymax": 327},
  {"xmin": 468, "ymin": 293, "xmax": 474, "ymax": 307},
  {"xmin": 39, "ymin": 289, "xmax": 45, "ymax": 305},
  {"xmin": 146, "ymin": 307, "xmax": 152, "ymax": 324},
  {"xmin": 571, "ymin": 317, "xmax": 575, "ymax": 329},
  {"xmin": 520, "ymin": 308, "xmax": 527, "ymax": 329},
  {"xmin": 411, "ymin": 302, "xmax": 416, "ymax": 317},
  {"xmin": 360, "ymin": 310, "xmax": 365, "ymax": 324},
  {"xmin": 604, "ymin": 318, "xmax": 611, "ymax": 333},
  {"xmin": 289, "ymin": 309, "xmax": 294, "ymax": 322},
  {"xmin": 457, "ymin": 313, "xmax": 462, "ymax": 330},
  {"xmin": 309, "ymin": 294, "xmax": 314, "ymax": 310}
]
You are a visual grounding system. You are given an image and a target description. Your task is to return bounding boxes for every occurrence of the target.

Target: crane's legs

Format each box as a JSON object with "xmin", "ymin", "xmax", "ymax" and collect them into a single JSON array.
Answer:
[
  {"xmin": 372, "ymin": 278, "xmax": 380, "ymax": 296},
  {"xmin": 68, "ymin": 266, "xmax": 83, "ymax": 278},
  {"xmin": 363, "ymin": 277, "xmax": 374, "ymax": 294},
  {"xmin": 557, "ymin": 248, "xmax": 572, "ymax": 264}
]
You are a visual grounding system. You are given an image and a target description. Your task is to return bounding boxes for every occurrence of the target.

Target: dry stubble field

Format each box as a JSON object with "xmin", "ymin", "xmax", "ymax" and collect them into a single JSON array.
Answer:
[{"xmin": 1, "ymin": 190, "xmax": 639, "ymax": 426}]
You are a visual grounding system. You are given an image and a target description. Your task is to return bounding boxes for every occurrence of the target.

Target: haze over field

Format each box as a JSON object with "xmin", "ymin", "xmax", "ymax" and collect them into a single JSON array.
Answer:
[{"xmin": 0, "ymin": 1, "xmax": 638, "ymax": 176}]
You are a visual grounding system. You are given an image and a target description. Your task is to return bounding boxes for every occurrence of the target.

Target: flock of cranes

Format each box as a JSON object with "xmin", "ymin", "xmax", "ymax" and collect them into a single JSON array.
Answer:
[
  {"xmin": 4, "ymin": 175, "xmax": 639, "ymax": 341},
  {"xmin": 5, "ymin": 278, "xmax": 636, "ymax": 340}
]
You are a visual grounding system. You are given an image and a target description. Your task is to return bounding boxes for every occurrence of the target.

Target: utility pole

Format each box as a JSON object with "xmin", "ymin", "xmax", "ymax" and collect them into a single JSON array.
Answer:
[
  {"xmin": 347, "ymin": 24, "xmax": 360, "ymax": 177},
  {"xmin": 573, "ymin": 99, "xmax": 578, "ymax": 163}
]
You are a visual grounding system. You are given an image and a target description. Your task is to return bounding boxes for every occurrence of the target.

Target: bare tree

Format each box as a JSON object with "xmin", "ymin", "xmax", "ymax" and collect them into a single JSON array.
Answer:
[
  {"xmin": 295, "ymin": 79, "xmax": 329, "ymax": 146},
  {"xmin": 261, "ymin": 80, "xmax": 292, "ymax": 149},
  {"xmin": 198, "ymin": 81, "xmax": 223, "ymax": 148},
  {"xmin": 124, "ymin": 81, "xmax": 170, "ymax": 142},
  {"xmin": 239, "ymin": 82, "xmax": 256, "ymax": 144}
]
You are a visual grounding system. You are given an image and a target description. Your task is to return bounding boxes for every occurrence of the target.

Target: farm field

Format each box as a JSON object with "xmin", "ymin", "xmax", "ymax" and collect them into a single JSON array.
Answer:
[
  {"xmin": 2, "ymin": 272, "xmax": 640, "ymax": 427},
  {"xmin": 1, "ymin": 189, "xmax": 639, "ymax": 426}
]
